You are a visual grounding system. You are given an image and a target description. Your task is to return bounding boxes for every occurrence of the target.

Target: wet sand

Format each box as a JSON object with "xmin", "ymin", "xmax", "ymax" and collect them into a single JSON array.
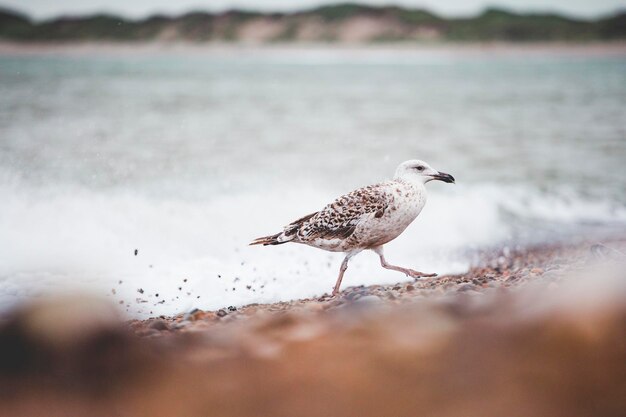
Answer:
[{"xmin": 1, "ymin": 239, "xmax": 625, "ymax": 417}]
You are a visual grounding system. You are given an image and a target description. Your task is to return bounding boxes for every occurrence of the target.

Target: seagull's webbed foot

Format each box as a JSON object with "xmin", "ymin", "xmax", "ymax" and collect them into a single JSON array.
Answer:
[
  {"xmin": 401, "ymin": 268, "xmax": 437, "ymax": 279},
  {"xmin": 372, "ymin": 247, "xmax": 437, "ymax": 280}
]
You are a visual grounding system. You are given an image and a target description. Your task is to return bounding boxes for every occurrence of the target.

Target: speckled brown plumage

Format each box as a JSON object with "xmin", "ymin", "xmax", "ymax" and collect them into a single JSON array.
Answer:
[{"xmin": 298, "ymin": 184, "xmax": 391, "ymax": 241}]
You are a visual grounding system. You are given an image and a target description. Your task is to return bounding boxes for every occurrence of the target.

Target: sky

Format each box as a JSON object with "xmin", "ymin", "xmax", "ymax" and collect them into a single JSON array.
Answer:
[{"xmin": 3, "ymin": 0, "xmax": 625, "ymax": 20}]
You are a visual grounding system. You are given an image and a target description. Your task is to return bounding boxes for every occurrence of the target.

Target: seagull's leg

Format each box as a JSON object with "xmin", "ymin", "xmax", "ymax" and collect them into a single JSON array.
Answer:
[
  {"xmin": 332, "ymin": 252, "xmax": 357, "ymax": 296},
  {"xmin": 372, "ymin": 246, "xmax": 437, "ymax": 279}
]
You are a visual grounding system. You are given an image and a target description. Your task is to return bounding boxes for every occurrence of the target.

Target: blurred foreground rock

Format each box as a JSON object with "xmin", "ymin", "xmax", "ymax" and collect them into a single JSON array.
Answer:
[{"xmin": 0, "ymin": 244, "xmax": 625, "ymax": 417}]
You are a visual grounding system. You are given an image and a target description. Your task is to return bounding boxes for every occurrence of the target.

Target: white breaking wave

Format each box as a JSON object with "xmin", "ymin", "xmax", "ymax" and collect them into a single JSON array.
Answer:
[{"xmin": 1, "ymin": 182, "xmax": 624, "ymax": 318}]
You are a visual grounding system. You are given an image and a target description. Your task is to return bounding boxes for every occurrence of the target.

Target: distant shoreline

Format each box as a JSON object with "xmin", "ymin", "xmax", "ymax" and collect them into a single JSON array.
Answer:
[
  {"xmin": 2, "ymin": 40, "xmax": 626, "ymax": 56},
  {"xmin": 2, "ymin": 5, "xmax": 625, "ymax": 44}
]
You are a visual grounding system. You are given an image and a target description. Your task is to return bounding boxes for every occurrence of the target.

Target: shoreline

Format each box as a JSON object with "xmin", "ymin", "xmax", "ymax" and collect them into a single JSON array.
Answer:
[
  {"xmin": 1, "ymin": 40, "xmax": 626, "ymax": 56},
  {"xmin": 133, "ymin": 237, "xmax": 625, "ymax": 330}
]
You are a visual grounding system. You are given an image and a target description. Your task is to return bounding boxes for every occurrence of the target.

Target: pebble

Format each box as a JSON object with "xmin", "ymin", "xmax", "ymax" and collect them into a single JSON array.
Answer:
[
  {"xmin": 217, "ymin": 309, "xmax": 228, "ymax": 318},
  {"xmin": 457, "ymin": 283, "xmax": 478, "ymax": 292},
  {"xmin": 344, "ymin": 291, "xmax": 367, "ymax": 301},
  {"xmin": 149, "ymin": 320, "xmax": 169, "ymax": 331},
  {"xmin": 354, "ymin": 295, "xmax": 382, "ymax": 305},
  {"xmin": 185, "ymin": 308, "xmax": 207, "ymax": 322},
  {"xmin": 136, "ymin": 329, "xmax": 160, "ymax": 337}
]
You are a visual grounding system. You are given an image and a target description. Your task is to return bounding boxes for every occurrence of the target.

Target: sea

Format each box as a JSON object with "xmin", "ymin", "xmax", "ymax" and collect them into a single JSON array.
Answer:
[{"xmin": 1, "ymin": 44, "xmax": 625, "ymax": 317}]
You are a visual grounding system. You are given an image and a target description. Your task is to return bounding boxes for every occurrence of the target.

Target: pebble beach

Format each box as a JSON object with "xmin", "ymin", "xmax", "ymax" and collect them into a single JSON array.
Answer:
[{"xmin": 1, "ymin": 238, "xmax": 624, "ymax": 417}]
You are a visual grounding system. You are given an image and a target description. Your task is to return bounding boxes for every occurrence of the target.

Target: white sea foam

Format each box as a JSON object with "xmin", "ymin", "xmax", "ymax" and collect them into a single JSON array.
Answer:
[{"xmin": 1, "ymin": 181, "xmax": 624, "ymax": 318}]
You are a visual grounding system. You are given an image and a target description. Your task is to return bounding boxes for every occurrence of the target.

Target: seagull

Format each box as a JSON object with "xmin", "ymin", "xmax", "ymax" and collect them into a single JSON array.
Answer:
[{"xmin": 250, "ymin": 160, "xmax": 455, "ymax": 296}]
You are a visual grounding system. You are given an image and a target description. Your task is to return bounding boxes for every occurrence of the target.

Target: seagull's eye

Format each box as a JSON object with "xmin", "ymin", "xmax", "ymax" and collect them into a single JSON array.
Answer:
[{"xmin": 416, "ymin": 166, "xmax": 425, "ymax": 172}]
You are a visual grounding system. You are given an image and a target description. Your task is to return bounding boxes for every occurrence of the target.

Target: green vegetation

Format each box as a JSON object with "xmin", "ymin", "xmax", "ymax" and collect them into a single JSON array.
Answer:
[
  {"xmin": 0, "ymin": 7, "xmax": 33, "ymax": 39},
  {"xmin": 447, "ymin": 8, "xmax": 599, "ymax": 41},
  {"xmin": 598, "ymin": 12, "xmax": 626, "ymax": 39},
  {"xmin": 31, "ymin": 15, "xmax": 140, "ymax": 41},
  {"xmin": 0, "ymin": 3, "xmax": 624, "ymax": 42},
  {"xmin": 394, "ymin": 8, "xmax": 441, "ymax": 26},
  {"xmin": 304, "ymin": 3, "xmax": 377, "ymax": 21}
]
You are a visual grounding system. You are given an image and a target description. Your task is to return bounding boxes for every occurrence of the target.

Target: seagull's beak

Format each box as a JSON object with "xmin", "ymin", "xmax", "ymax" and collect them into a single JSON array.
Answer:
[{"xmin": 432, "ymin": 171, "xmax": 455, "ymax": 184}]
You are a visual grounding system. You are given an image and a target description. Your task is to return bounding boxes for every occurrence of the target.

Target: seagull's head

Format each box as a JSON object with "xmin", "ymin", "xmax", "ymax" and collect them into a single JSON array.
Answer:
[{"xmin": 394, "ymin": 160, "xmax": 455, "ymax": 185}]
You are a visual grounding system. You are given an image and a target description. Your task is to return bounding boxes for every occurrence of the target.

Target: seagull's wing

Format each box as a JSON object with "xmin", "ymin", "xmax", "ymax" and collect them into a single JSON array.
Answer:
[{"xmin": 297, "ymin": 183, "xmax": 391, "ymax": 242}]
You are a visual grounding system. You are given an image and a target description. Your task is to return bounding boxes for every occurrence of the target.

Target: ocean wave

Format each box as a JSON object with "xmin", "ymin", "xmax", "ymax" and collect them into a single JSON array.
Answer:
[{"xmin": 1, "ymin": 181, "xmax": 624, "ymax": 317}]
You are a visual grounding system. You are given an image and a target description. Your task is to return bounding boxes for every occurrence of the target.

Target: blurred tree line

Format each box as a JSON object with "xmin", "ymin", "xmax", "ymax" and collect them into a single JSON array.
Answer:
[{"xmin": 1, "ymin": 3, "xmax": 624, "ymax": 42}]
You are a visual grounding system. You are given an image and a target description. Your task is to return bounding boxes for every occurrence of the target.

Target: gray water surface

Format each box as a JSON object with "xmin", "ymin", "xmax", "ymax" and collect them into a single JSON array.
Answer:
[{"xmin": 1, "ymin": 46, "xmax": 625, "ymax": 315}]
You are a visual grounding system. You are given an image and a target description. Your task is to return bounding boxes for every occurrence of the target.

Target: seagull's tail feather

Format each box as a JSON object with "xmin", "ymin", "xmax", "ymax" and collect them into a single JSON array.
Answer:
[
  {"xmin": 250, "ymin": 211, "xmax": 318, "ymax": 246},
  {"xmin": 249, "ymin": 232, "xmax": 290, "ymax": 246}
]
